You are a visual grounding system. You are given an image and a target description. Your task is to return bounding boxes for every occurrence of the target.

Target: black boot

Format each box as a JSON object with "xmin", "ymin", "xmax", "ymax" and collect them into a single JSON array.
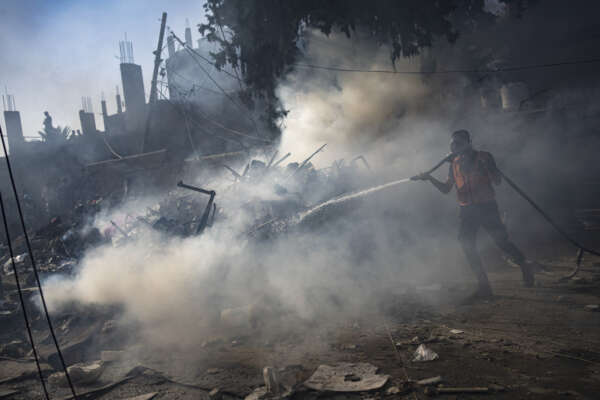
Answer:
[{"xmin": 520, "ymin": 263, "xmax": 535, "ymax": 287}]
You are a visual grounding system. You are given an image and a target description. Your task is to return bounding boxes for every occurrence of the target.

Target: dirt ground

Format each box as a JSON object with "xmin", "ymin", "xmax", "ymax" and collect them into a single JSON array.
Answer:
[{"xmin": 1, "ymin": 241, "xmax": 599, "ymax": 399}]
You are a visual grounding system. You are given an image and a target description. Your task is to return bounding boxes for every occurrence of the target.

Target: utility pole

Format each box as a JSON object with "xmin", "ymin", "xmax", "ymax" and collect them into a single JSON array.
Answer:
[{"xmin": 142, "ymin": 12, "xmax": 167, "ymax": 153}]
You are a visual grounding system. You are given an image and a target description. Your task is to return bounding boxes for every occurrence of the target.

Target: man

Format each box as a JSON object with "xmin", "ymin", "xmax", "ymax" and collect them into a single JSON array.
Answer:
[{"xmin": 415, "ymin": 129, "xmax": 534, "ymax": 298}]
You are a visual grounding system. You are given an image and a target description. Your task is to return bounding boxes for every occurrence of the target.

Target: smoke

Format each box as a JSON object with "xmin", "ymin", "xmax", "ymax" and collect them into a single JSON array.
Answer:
[{"xmin": 41, "ymin": 4, "xmax": 600, "ymax": 358}]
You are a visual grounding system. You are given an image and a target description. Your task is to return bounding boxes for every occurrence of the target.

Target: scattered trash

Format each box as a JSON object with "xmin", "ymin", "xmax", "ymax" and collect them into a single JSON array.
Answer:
[
  {"xmin": 412, "ymin": 344, "xmax": 439, "ymax": 362},
  {"xmin": 304, "ymin": 363, "xmax": 389, "ymax": 392},
  {"xmin": 417, "ymin": 376, "xmax": 442, "ymax": 386},
  {"xmin": 449, "ymin": 329, "xmax": 464, "ymax": 335},
  {"xmin": 584, "ymin": 304, "xmax": 599, "ymax": 312}
]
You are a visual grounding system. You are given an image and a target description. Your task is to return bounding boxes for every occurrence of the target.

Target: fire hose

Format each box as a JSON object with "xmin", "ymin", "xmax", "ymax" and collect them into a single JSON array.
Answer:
[{"xmin": 411, "ymin": 154, "xmax": 600, "ymax": 279}]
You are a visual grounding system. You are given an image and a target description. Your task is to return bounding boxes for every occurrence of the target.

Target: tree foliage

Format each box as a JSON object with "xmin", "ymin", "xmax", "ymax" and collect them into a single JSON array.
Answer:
[{"xmin": 199, "ymin": 0, "xmax": 486, "ymax": 132}]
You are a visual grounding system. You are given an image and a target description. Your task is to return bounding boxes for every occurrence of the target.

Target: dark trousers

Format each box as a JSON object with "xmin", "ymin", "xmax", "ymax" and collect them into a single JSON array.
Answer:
[{"xmin": 458, "ymin": 202, "xmax": 525, "ymax": 287}]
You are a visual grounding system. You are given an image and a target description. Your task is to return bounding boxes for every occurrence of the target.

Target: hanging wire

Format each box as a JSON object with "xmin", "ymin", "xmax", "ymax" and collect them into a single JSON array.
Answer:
[
  {"xmin": 0, "ymin": 192, "xmax": 51, "ymax": 400},
  {"xmin": 0, "ymin": 128, "xmax": 78, "ymax": 399},
  {"xmin": 169, "ymin": 32, "xmax": 259, "ymax": 133},
  {"xmin": 293, "ymin": 57, "xmax": 600, "ymax": 75}
]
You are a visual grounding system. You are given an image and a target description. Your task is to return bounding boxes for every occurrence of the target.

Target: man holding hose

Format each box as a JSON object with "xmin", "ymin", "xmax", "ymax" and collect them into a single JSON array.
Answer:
[{"xmin": 414, "ymin": 129, "xmax": 534, "ymax": 299}]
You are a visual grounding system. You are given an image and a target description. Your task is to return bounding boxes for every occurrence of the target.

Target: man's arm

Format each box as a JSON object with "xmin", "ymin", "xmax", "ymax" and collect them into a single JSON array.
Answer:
[{"xmin": 414, "ymin": 165, "xmax": 454, "ymax": 194}]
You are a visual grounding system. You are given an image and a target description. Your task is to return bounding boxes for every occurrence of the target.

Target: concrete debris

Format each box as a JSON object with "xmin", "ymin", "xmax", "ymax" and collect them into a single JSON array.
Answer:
[
  {"xmin": 412, "ymin": 344, "xmax": 439, "ymax": 362},
  {"xmin": 48, "ymin": 360, "xmax": 105, "ymax": 387},
  {"xmin": 209, "ymin": 387, "xmax": 222, "ymax": 399},
  {"xmin": 303, "ymin": 363, "xmax": 389, "ymax": 392}
]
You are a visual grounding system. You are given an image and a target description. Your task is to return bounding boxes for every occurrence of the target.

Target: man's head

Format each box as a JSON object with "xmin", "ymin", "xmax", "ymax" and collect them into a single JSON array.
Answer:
[
  {"xmin": 44, "ymin": 111, "xmax": 49, "ymax": 117},
  {"xmin": 450, "ymin": 129, "xmax": 472, "ymax": 155}
]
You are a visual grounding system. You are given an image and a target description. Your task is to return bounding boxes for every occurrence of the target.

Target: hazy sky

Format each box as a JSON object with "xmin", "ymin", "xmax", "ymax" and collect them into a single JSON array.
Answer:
[{"xmin": 0, "ymin": 0, "xmax": 206, "ymax": 138}]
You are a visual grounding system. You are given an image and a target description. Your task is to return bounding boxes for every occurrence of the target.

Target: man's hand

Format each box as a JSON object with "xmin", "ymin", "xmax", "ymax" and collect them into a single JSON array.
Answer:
[{"xmin": 411, "ymin": 172, "xmax": 431, "ymax": 181}]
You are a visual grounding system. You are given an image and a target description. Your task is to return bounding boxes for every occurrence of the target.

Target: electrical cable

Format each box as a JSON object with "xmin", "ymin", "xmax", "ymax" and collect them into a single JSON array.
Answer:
[
  {"xmin": 154, "ymin": 83, "xmax": 247, "ymax": 149},
  {"xmin": 0, "ymin": 192, "xmax": 51, "ymax": 400},
  {"xmin": 293, "ymin": 57, "xmax": 600, "ymax": 75},
  {"xmin": 170, "ymin": 32, "xmax": 260, "ymax": 133},
  {"xmin": 0, "ymin": 129, "xmax": 78, "ymax": 399},
  {"xmin": 159, "ymin": 79, "xmax": 271, "ymax": 144}
]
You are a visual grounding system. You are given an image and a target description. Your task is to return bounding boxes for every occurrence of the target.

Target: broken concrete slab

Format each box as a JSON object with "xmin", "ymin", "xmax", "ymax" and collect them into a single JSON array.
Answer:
[
  {"xmin": 304, "ymin": 363, "xmax": 389, "ymax": 392},
  {"xmin": 48, "ymin": 360, "xmax": 105, "ymax": 387}
]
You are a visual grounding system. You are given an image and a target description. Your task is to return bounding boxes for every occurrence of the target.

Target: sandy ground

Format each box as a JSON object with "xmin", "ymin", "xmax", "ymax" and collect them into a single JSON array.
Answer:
[{"xmin": 1, "ymin": 242, "xmax": 599, "ymax": 399}]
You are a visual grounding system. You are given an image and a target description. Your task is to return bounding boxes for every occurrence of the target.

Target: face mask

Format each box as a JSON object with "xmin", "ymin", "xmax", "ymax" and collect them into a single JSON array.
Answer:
[{"xmin": 450, "ymin": 137, "xmax": 470, "ymax": 155}]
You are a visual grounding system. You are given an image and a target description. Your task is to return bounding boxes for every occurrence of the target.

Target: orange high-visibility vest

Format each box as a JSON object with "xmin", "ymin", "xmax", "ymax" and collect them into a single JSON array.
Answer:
[{"xmin": 452, "ymin": 151, "xmax": 496, "ymax": 206}]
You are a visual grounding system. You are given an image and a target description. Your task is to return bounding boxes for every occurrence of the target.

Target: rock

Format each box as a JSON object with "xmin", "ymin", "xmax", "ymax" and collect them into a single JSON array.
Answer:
[{"xmin": 304, "ymin": 363, "xmax": 389, "ymax": 392}]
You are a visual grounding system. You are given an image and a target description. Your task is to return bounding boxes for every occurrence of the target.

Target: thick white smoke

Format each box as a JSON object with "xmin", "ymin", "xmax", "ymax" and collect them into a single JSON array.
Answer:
[{"xmin": 42, "ymin": 26, "xmax": 568, "ymax": 354}]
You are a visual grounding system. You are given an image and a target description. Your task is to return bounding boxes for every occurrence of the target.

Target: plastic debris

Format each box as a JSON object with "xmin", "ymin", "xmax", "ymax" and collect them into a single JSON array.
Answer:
[
  {"xmin": 412, "ymin": 344, "xmax": 439, "ymax": 362},
  {"xmin": 584, "ymin": 304, "xmax": 599, "ymax": 312},
  {"xmin": 450, "ymin": 329, "xmax": 464, "ymax": 335}
]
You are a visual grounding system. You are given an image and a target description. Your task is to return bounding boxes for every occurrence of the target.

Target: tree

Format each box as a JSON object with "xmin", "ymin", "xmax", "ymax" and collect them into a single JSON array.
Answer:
[{"xmin": 199, "ymin": 0, "xmax": 487, "ymax": 132}]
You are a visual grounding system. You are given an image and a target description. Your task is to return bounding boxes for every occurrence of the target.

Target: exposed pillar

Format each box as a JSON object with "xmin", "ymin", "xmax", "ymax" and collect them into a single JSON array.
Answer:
[
  {"xmin": 185, "ymin": 18, "xmax": 193, "ymax": 48},
  {"xmin": 167, "ymin": 34, "xmax": 176, "ymax": 57},
  {"xmin": 79, "ymin": 110, "xmax": 97, "ymax": 135},
  {"xmin": 101, "ymin": 99, "xmax": 108, "ymax": 132},
  {"xmin": 120, "ymin": 63, "xmax": 146, "ymax": 132},
  {"xmin": 3, "ymin": 110, "xmax": 25, "ymax": 155}
]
